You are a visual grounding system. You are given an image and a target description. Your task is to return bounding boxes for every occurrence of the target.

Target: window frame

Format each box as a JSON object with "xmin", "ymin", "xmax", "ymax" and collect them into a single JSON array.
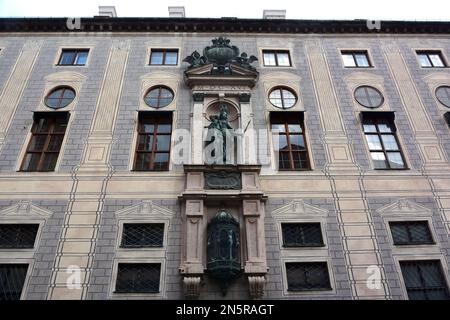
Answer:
[
  {"xmin": 0, "ymin": 224, "xmax": 40, "ymax": 249},
  {"xmin": 341, "ymin": 50, "xmax": 372, "ymax": 68},
  {"xmin": 20, "ymin": 112, "xmax": 69, "ymax": 172},
  {"xmin": 284, "ymin": 261, "xmax": 333, "ymax": 292},
  {"xmin": 270, "ymin": 112, "xmax": 311, "ymax": 171},
  {"xmin": 268, "ymin": 87, "xmax": 298, "ymax": 109},
  {"xmin": 262, "ymin": 50, "xmax": 292, "ymax": 67},
  {"xmin": 120, "ymin": 223, "xmax": 165, "ymax": 248},
  {"xmin": 57, "ymin": 49, "xmax": 90, "ymax": 66},
  {"xmin": 144, "ymin": 86, "xmax": 175, "ymax": 109},
  {"xmin": 389, "ymin": 221, "xmax": 435, "ymax": 246},
  {"xmin": 44, "ymin": 86, "xmax": 76, "ymax": 109},
  {"xmin": 149, "ymin": 49, "xmax": 179, "ymax": 66},
  {"xmin": 114, "ymin": 262, "xmax": 162, "ymax": 294},
  {"xmin": 354, "ymin": 85, "xmax": 384, "ymax": 109},
  {"xmin": 362, "ymin": 114, "xmax": 408, "ymax": 170},
  {"xmin": 416, "ymin": 51, "xmax": 447, "ymax": 68},
  {"xmin": 133, "ymin": 112, "xmax": 172, "ymax": 172},
  {"xmin": 281, "ymin": 222, "xmax": 325, "ymax": 248},
  {"xmin": 0, "ymin": 262, "xmax": 32, "ymax": 301}
]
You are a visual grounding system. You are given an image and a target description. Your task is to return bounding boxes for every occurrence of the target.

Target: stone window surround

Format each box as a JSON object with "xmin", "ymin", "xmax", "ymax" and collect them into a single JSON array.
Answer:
[
  {"xmin": 109, "ymin": 258, "xmax": 166, "ymax": 299},
  {"xmin": 280, "ymin": 256, "xmax": 336, "ymax": 297},
  {"xmin": 53, "ymin": 45, "xmax": 94, "ymax": 68},
  {"xmin": 413, "ymin": 47, "xmax": 449, "ymax": 69},
  {"xmin": 258, "ymin": 47, "xmax": 296, "ymax": 69},
  {"xmin": 385, "ymin": 217, "xmax": 438, "ymax": 250},
  {"xmin": 276, "ymin": 219, "xmax": 328, "ymax": 253},
  {"xmin": 393, "ymin": 255, "xmax": 450, "ymax": 300},
  {"xmin": 139, "ymin": 73, "xmax": 180, "ymax": 112},
  {"xmin": 358, "ymin": 112, "xmax": 412, "ymax": 171},
  {"xmin": 337, "ymin": 47, "xmax": 376, "ymax": 70},
  {"xmin": 146, "ymin": 47, "xmax": 181, "ymax": 67},
  {"xmin": 266, "ymin": 111, "xmax": 315, "ymax": 173},
  {"xmin": 15, "ymin": 110, "xmax": 75, "ymax": 173},
  {"xmin": 0, "ymin": 201, "xmax": 53, "ymax": 300},
  {"xmin": 422, "ymin": 73, "xmax": 450, "ymax": 113}
]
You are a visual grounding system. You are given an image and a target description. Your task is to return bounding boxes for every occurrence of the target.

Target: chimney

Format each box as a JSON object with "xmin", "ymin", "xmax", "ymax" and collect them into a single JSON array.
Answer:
[
  {"xmin": 168, "ymin": 6, "xmax": 185, "ymax": 18},
  {"xmin": 98, "ymin": 6, "xmax": 117, "ymax": 18},
  {"xmin": 263, "ymin": 9, "xmax": 286, "ymax": 19}
]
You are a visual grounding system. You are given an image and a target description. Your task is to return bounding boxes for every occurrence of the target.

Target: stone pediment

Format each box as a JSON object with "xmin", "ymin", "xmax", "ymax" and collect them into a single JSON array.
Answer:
[
  {"xmin": 0, "ymin": 200, "xmax": 53, "ymax": 219},
  {"xmin": 272, "ymin": 200, "xmax": 328, "ymax": 218},
  {"xmin": 375, "ymin": 199, "xmax": 432, "ymax": 215},
  {"xmin": 184, "ymin": 63, "xmax": 258, "ymax": 88},
  {"xmin": 115, "ymin": 200, "xmax": 175, "ymax": 218}
]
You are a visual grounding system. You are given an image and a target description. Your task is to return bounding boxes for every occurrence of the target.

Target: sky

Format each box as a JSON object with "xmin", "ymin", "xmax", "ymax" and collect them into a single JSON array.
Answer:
[{"xmin": 0, "ymin": 0, "xmax": 450, "ymax": 21}]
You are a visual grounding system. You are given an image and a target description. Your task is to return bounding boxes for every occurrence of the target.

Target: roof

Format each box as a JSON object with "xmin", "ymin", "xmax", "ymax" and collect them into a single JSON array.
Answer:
[{"xmin": 0, "ymin": 17, "xmax": 449, "ymax": 34}]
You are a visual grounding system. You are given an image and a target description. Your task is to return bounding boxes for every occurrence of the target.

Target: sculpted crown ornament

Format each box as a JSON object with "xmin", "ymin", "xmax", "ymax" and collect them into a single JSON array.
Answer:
[{"xmin": 183, "ymin": 37, "xmax": 258, "ymax": 74}]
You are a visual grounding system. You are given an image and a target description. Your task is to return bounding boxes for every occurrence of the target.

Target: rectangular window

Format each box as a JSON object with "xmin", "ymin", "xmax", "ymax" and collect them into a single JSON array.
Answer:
[
  {"xmin": 281, "ymin": 223, "xmax": 324, "ymax": 247},
  {"xmin": 400, "ymin": 260, "xmax": 449, "ymax": 300},
  {"xmin": 149, "ymin": 49, "xmax": 178, "ymax": 65},
  {"xmin": 417, "ymin": 51, "xmax": 446, "ymax": 68},
  {"xmin": 286, "ymin": 262, "xmax": 331, "ymax": 291},
  {"xmin": 0, "ymin": 264, "xmax": 29, "ymax": 300},
  {"xmin": 390, "ymin": 221, "xmax": 434, "ymax": 245},
  {"xmin": 134, "ymin": 112, "xmax": 172, "ymax": 171},
  {"xmin": 21, "ymin": 113, "xmax": 69, "ymax": 172},
  {"xmin": 121, "ymin": 223, "xmax": 164, "ymax": 248},
  {"xmin": 271, "ymin": 112, "xmax": 310, "ymax": 171},
  {"xmin": 0, "ymin": 224, "xmax": 39, "ymax": 249},
  {"xmin": 362, "ymin": 115, "xmax": 406, "ymax": 169},
  {"xmin": 115, "ymin": 263, "xmax": 161, "ymax": 293},
  {"xmin": 58, "ymin": 49, "xmax": 89, "ymax": 66},
  {"xmin": 341, "ymin": 51, "xmax": 371, "ymax": 67},
  {"xmin": 263, "ymin": 50, "xmax": 291, "ymax": 67}
]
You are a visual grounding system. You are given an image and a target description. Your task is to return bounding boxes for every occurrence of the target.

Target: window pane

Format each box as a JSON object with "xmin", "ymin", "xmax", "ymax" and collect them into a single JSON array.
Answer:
[
  {"xmin": 290, "ymin": 134, "xmax": 305, "ymax": 150},
  {"xmin": 279, "ymin": 152, "xmax": 290, "ymax": 169},
  {"xmin": 35, "ymin": 118, "xmax": 51, "ymax": 133},
  {"xmin": 75, "ymin": 52, "xmax": 88, "ymax": 65},
  {"xmin": 342, "ymin": 54, "xmax": 356, "ymax": 67},
  {"xmin": 157, "ymin": 124, "xmax": 171, "ymax": 133},
  {"xmin": 47, "ymin": 135, "xmax": 64, "ymax": 152},
  {"xmin": 59, "ymin": 51, "xmax": 75, "ymax": 65},
  {"xmin": 62, "ymin": 89, "xmax": 75, "ymax": 99},
  {"xmin": 282, "ymin": 89, "xmax": 296, "ymax": 108},
  {"xmin": 278, "ymin": 135, "xmax": 288, "ymax": 151},
  {"xmin": 138, "ymin": 135, "xmax": 153, "ymax": 151},
  {"xmin": 292, "ymin": 151, "xmax": 308, "ymax": 169},
  {"xmin": 150, "ymin": 51, "xmax": 164, "ymax": 64},
  {"xmin": 155, "ymin": 135, "xmax": 170, "ymax": 151},
  {"xmin": 277, "ymin": 53, "xmax": 290, "ymax": 66},
  {"xmin": 288, "ymin": 124, "xmax": 302, "ymax": 133},
  {"xmin": 366, "ymin": 135, "xmax": 382, "ymax": 150},
  {"xmin": 429, "ymin": 54, "xmax": 444, "ymax": 67},
  {"xmin": 22, "ymin": 153, "xmax": 41, "ymax": 171},
  {"xmin": 418, "ymin": 54, "xmax": 432, "ymax": 67},
  {"xmin": 165, "ymin": 51, "xmax": 178, "ymax": 65},
  {"xmin": 387, "ymin": 152, "xmax": 405, "ymax": 169},
  {"xmin": 142, "ymin": 124, "xmax": 154, "ymax": 133},
  {"xmin": 134, "ymin": 153, "xmax": 151, "ymax": 170},
  {"xmin": 377, "ymin": 122, "xmax": 394, "ymax": 133},
  {"xmin": 363, "ymin": 123, "xmax": 377, "ymax": 133},
  {"xmin": 0, "ymin": 264, "xmax": 29, "ymax": 300},
  {"xmin": 153, "ymin": 153, "xmax": 169, "ymax": 170},
  {"xmin": 40, "ymin": 153, "xmax": 58, "ymax": 171},
  {"xmin": 371, "ymin": 152, "xmax": 387, "ymax": 169},
  {"xmin": 271, "ymin": 124, "xmax": 285, "ymax": 132},
  {"xmin": 28, "ymin": 135, "xmax": 47, "ymax": 152},
  {"xmin": 355, "ymin": 53, "xmax": 370, "ymax": 67},
  {"xmin": 263, "ymin": 52, "xmax": 276, "ymax": 66},
  {"xmin": 381, "ymin": 135, "xmax": 399, "ymax": 150}
]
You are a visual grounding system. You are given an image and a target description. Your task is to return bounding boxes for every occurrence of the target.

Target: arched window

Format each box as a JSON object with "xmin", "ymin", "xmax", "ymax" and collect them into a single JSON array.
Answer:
[{"xmin": 269, "ymin": 87, "xmax": 297, "ymax": 109}]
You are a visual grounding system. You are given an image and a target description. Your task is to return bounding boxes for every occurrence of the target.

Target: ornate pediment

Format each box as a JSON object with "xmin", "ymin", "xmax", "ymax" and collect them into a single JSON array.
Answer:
[
  {"xmin": 0, "ymin": 200, "xmax": 53, "ymax": 219},
  {"xmin": 271, "ymin": 200, "xmax": 328, "ymax": 218},
  {"xmin": 375, "ymin": 199, "xmax": 432, "ymax": 215},
  {"xmin": 115, "ymin": 200, "xmax": 175, "ymax": 218}
]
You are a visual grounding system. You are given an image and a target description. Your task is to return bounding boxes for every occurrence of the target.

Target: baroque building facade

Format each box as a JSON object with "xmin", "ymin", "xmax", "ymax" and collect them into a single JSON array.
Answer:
[{"xmin": 0, "ymin": 16, "xmax": 450, "ymax": 300}]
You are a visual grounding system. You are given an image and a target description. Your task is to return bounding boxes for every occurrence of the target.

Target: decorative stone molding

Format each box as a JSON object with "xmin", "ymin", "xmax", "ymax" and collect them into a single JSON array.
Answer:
[
  {"xmin": 272, "ymin": 200, "xmax": 328, "ymax": 218},
  {"xmin": 248, "ymin": 275, "xmax": 265, "ymax": 299},
  {"xmin": 115, "ymin": 200, "xmax": 175, "ymax": 218},
  {"xmin": 0, "ymin": 200, "xmax": 52, "ymax": 219},
  {"xmin": 183, "ymin": 276, "xmax": 202, "ymax": 299},
  {"xmin": 376, "ymin": 199, "xmax": 432, "ymax": 216},
  {"xmin": 260, "ymin": 72, "xmax": 303, "ymax": 112},
  {"xmin": 422, "ymin": 72, "xmax": 450, "ymax": 112},
  {"xmin": 139, "ymin": 71, "xmax": 181, "ymax": 111}
]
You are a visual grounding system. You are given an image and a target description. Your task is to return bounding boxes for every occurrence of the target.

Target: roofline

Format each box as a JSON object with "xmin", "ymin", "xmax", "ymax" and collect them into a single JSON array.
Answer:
[{"xmin": 0, "ymin": 17, "xmax": 449, "ymax": 34}]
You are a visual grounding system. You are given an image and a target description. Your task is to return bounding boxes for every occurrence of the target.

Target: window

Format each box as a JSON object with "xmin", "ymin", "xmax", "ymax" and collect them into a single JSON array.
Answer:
[
  {"xmin": 417, "ymin": 51, "xmax": 446, "ymax": 68},
  {"xmin": 115, "ymin": 263, "xmax": 161, "ymax": 293},
  {"xmin": 400, "ymin": 260, "xmax": 449, "ymax": 300},
  {"xmin": 271, "ymin": 112, "xmax": 310, "ymax": 171},
  {"xmin": 58, "ymin": 49, "xmax": 89, "ymax": 66},
  {"xmin": 389, "ymin": 221, "xmax": 434, "ymax": 245},
  {"xmin": 21, "ymin": 113, "xmax": 69, "ymax": 172},
  {"xmin": 282, "ymin": 223, "xmax": 324, "ymax": 247},
  {"xmin": 354, "ymin": 86, "xmax": 384, "ymax": 108},
  {"xmin": 362, "ymin": 115, "xmax": 406, "ymax": 169},
  {"xmin": 263, "ymin": 50, "xmax": 291, "ymax": 66},
  {"xmin": 45, "ymin": 86, "xmax": 76, "ymax": 109},
  {"xmin": 0, "ymin": 224, "xmax": 39, "ymax": 249},
  {"xmin": 121, "ymin": 223, "xmax": 164, "ymax": 248},
  {"xmin": 286, "ymin": 262, "xmax": 331, "ymax": 291},
  {"xmin": 134, "ymin": 112, "xmax": 172, "ymax": 171},
  {"xmin": 149, "ymin": 49, "xmax": 178, "ymax": 65},
  {"xmin": 0, "ymin": 264, "xmax": 29, "ymax": 300},
  {"xmin": 436, "ymin": 86, "xmax": 450, "ymax": 108},
  {"xmin": 144, "ymin": 86, "xmax": 174, "ymax": 109},
  {"xmin": 269, "ymin": 87, "xmax": 297, "ymax": 109},
  {"xmin": 341, "ymin": 51, "xmax": 371, "ymax": 67}
]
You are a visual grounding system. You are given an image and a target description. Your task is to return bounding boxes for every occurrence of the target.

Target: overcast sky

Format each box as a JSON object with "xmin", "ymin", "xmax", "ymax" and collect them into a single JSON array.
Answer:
[{"xmin": 0, "ymin": 0, "xmax": 449, "ymax": 21}]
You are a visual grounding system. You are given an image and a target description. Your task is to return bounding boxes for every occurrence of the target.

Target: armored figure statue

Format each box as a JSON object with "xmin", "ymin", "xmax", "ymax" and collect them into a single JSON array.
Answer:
[{"xmin": 206, "ymin": 104, "xmax": 233, "ymax": 164}]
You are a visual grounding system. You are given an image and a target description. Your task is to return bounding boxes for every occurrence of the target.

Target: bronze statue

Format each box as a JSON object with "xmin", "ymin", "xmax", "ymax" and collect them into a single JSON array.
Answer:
[{"xmin": 206, "ymin": 104, "xmax": 233, "ymax": 164}]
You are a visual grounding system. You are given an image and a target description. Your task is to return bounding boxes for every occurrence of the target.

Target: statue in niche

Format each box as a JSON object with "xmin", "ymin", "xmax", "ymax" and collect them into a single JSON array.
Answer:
[{"xmin": 205, "ymin": 104, "xmax": 234, "ymax": 164}]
